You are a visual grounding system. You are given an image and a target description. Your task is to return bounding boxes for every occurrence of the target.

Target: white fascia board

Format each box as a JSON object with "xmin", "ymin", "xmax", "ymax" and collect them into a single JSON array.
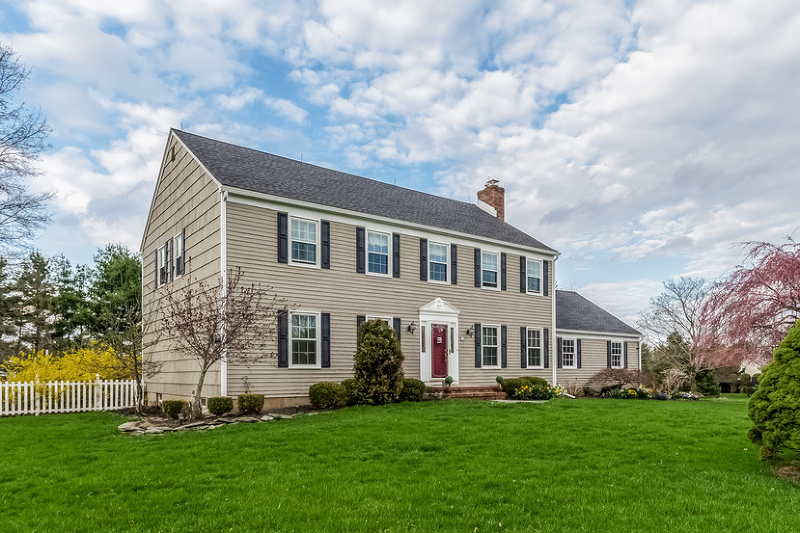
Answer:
[
  {"xmin": 555, "ymin": 329, "xmax": 642, "ymax": 342},
  {"xmin": 223, "ymin": 186, "xmax": 559, "ymax": 259}
]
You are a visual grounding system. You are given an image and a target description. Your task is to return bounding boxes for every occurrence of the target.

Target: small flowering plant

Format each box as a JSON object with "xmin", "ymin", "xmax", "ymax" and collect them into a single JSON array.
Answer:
[{"xmin": 512, "ymin": 384, "xmax": 561, "ymax": 400}]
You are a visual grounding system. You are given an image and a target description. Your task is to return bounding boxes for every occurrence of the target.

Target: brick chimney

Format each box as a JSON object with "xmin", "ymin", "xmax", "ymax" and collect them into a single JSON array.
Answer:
[{"xmin": 477, "ymin": 179, "xmax": 505, "ymax": 221}]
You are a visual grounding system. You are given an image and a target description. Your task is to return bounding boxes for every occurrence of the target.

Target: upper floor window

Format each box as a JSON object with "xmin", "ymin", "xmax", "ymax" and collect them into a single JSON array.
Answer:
[
  {"xmin": 291, "ymin": 217, "xmax": 317, "ymax": 265},
  {"xmin": 367, "ymin": 230, "xmax": 390, "ymax": 275},
  {"xmin": 158, "ymin": 245, "xmax": 168, "ymax": 286},
  {"xmin": 291, "ymin": 312, "xmax": 319, "ymax": 367},
  {"xmin": 482, "ymin": 325, "xmax": 499, "ymax": 367},
  {"xmin": 173, "ymin": 231, "xmax": 185, "ymax": 278},
  {"xmin": 527, "ymin": 258, "xmax": 542, "ymax": 294},
  {"xmin": 429, "ymin": 242, "xmax": 449, "ymax": 282},
  {"xmin": 611, "ymin": 341, "xmax": 623, "ymax": 368},
  {"xmin": 482, "ymin": 251, "xmax": 499, "ymax": 288},
  {"xmin": 562, "ymin": 338, "xmax": 576, "ymax": 369},
  {"xmin": 527, "ymin": 328, "xmax": 542, "ymax": 367}
]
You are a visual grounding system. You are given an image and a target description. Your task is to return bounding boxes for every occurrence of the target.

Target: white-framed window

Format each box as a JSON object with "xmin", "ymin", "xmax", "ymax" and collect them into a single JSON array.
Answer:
[
  {"xmin": 482, "ymin": 251, "xmax": 499, "ymax": 289},
  {"xmin": 482, "ymin": 325, "xmax": 500, "ymax": 367},
  {"xmin": 526, "ymin": 258, "xmax": 542, "ymax": 294},
  {"xmin": 290, "ymin": 312, "xmax": 320, "ymax": 367},
  {"xmin": 429, "ymin": 241, "xmax": 449, "ymax": 283},
  {"xmin": 366, "ymin": 230, "xmax": 390, "ymax": 276},
  {"xmin": 527, "ymin": 328, "xmax": 542, "ymax": 368},
  {"xmin": 611, "ymin": 341, "xmax": 623, "ymax": 368},
  {"xmin": 290, "ymin": 216, "xmax": 318, "ymax": 266},
  {"xmin": 366, "ymin": 315, "xmax": 391, "ymax": 326},
  {"xmin": 158, "ymin": 244, "xmax": 168, "ymax": 286},
  {"xmin": 562, "ymin": 338, "xmax": 576, "ymax": 369},
  {"xmin": 173, "ymin": 232, "xmax": 184, "ymax": 278}
]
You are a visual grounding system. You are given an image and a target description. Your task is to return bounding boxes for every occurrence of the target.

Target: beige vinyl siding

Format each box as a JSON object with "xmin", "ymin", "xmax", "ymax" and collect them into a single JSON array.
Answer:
[
  {"xmin": 556, "ymin": 336, "xmax": 640, "ymax": 387},
  {"xmin": 141, "ymin": 135, "xmax": 222, "ymax": 401},
  {"xmin": 225, "ymin": 201, "xmax": 554, "ymax": 398}
]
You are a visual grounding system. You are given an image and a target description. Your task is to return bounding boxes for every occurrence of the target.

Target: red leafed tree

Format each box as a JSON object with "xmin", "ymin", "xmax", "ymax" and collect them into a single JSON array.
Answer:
[{"xmin": 699, "ymin": 239, "xmax": 800, "ymax": 365}]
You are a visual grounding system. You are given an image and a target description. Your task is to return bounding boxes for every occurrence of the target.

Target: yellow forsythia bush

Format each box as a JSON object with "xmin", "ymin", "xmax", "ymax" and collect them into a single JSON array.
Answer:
[{"xmin": 1, "ymin": 344, "xmax": 128, "ymax": 382}]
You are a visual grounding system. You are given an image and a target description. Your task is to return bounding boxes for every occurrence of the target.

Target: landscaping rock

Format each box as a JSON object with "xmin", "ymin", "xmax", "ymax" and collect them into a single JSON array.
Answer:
[
  {"xmin": 144, "ymin": 428, "xmax": 164, "ymax": 434},
  {"xmin": 118, "ymin": 421, "xmax": 140, "ymax": 432},
  {"xmin": 260, "ymin": 415, "xmax": 274, "ymax": 422},
  {"xmin": 234, "ymin": 416, "xmax": 260, "ymax": 423},
  {"xmin": 184, "ymin": 421, "xmax": 209, "ymax": 429}
]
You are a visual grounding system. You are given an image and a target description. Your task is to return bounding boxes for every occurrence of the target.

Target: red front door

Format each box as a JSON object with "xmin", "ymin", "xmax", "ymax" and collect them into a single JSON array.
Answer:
[{"xmin": 431, "ymin": 324, "xmax": 448, "ymax": 378}]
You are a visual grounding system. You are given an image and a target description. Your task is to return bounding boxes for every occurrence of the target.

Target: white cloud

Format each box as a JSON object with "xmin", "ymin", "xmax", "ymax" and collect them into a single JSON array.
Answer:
[{"xmin": 264, "ymin": 97, "xmax": 308, "ymax": 123}]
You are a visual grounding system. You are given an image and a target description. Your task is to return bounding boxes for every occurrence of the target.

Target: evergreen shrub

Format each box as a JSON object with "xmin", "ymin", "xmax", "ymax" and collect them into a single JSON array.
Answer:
[
  {"xmin": 237, "ymin": 394, "xmax": 264, "ymax": 415},
  {"xmin": 161, "ymin": 400, "xmax": 187, "ymax": 419},
  {"xmin": 309, "ymin": 382, "xmax": 347, "ymax": 409},
  {"xmin": 399, "ymin": 378, "xmax": 426, "ymax": 402},
  {"xmin": 207, "ymin": 397, "xmax": 234, "ymax": 416},
  {"xmin": 352, "ymin": 319, "xmax": 405, "ymax": 405}
]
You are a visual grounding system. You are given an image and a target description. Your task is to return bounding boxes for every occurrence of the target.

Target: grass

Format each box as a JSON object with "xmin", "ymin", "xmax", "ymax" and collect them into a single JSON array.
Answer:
[{"xmin": 0, "ymin": 396, "xmax": 798, "ymax": 532}]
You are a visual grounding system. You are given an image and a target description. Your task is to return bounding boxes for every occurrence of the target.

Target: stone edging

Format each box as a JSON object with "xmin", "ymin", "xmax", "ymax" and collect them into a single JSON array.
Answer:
[{"xmin": 117, "ymin": 412, "xmax": 322, "ymax": 435}]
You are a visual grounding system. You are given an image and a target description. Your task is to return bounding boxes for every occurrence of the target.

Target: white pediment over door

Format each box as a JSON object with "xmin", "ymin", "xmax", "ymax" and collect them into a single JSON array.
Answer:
[{"xmin": 419, "ymin": 297, "xmax": 460, "ymax": 316}]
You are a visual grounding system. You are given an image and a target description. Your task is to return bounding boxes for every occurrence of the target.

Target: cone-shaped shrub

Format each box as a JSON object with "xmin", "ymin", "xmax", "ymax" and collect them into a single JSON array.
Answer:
[
  {"xmin": 748, "ymin": 319, "xmax": 800, "ymax": 460},
  {"xmin": 353, "ymin": 319, "xmax": 404, "ymax": 405}
]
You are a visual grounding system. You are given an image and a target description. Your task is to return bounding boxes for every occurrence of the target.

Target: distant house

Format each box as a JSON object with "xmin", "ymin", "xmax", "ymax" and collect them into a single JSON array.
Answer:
[{"xmin": 141, "ymin": 129, "xmax": 641, "ymax": 408}]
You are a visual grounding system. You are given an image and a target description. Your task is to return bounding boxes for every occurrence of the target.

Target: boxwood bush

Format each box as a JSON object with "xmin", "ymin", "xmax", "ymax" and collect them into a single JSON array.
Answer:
[
  {"xmin": 237, "ymin": 394, "xmax": 264, "ymax": 415},
  {"xmin": 309, "ymin": 382, "xmax": 347, "ymax": 409},
  {"xmin": 341, "ymin": 378, "xmax": 358, "ymax": 406},
  {"xmin": 161, "ymin": 399, "xmax": 187, "ymax": 419},
  {"xmin": 207, "ymin": 396, "xmax": 233, "ymax": 416},
  {"xmin": 399, "ymin": 378, "xmax": 426, "ymax": 402},
  {"xmin": 500, "ymin": 376, "xmax": 549, "ymax": 397}
]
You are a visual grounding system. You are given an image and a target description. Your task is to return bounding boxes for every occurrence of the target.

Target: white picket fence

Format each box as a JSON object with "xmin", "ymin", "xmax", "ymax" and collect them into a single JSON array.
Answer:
[{"xmin": 0, "ymin": 375, "xmax": 139, "ymax": 416}]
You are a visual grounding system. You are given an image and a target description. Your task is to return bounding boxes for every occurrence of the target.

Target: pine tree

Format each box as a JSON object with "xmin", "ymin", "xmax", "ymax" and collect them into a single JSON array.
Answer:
[{"xmin": 353, "ymin": 319, "xmax": 404, "ymax": 405}]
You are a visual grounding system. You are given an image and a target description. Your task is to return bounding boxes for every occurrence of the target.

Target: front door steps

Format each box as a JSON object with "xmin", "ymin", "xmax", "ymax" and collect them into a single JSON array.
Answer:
[{"xmin": 425, "ymin": 385, "xmax": 506, "ymax": 400}]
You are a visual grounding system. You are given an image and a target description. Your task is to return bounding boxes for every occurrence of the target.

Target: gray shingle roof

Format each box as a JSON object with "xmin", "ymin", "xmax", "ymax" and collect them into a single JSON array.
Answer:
[
  {"xmin": 556, "ymin": 290, "xmax": 641, "ymax": 336},
  {"xmin": 174, "ymin": 129, "xmax": 555, "ymax": 252}
]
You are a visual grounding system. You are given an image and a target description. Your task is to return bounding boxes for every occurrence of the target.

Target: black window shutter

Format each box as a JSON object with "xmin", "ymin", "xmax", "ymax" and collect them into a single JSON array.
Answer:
[
  {"xmin": 577, "ymin": 339, "xmax": 582, "ymax": 369},
  {"xmin": 557, "ymin": 337, "xmax": 563, "ymax": 368},
  {"xmin": 277, "ymin": 212, "xmax": 288, "ymax": 263},
  {"xmin": 153, "ymin": 250, "xmax": 158, "ymax": 287},
  {"xmin": 501, "ymin": 325, "xmax": 507, "ymax": 368},
  {"xmin": 169, "ymin": 238, "xmax": 174, "ymax": 281},
  {"xmin": 520, "ymin": 327, "xmax": 527, "ymax": 368},
  {"xmin": 278, "ymin": 310, "xmax": 288, "ymax": 367},
  {"xmin": 419, "ymin": 238, "xmax": 428, "ymax": 281},
  {"xmin": 356, "ymin": 227, "xmax": 365, "ymax": 273},
  {"xmin": 474, "ymin": 248, "xmax": 481, "ymax": 287},
  {"xmin": 520, "ymin": 256, "xmax": 526, "ymax": 293},
  {"xmin": 500, "ymin": 253, "xmax": 507, "ymax": 291},
  {"xmin": 321, "ymin": 221, "xmax": 330, "ymax": 269},
  {"xmin": 474, "ymin": 323, "xmax": 482, "ymax": 368},
  {"xmin": 392, "ymin": 233, "xmax": 400, "ymax": 278},
  {"xmin": 163, "ymin": 240, "xmax": 170, "ymax": 283},
  {"xmin": 543, "ymin": 260, "xmax": 549, "ymax": 296},
  {"xmin": 607, "ymin": 340, "xmax": 612, "ymax": 368},
  {"xmin": 357, "ymin": 315, "xmax": 366, "ymax": 331},
  {"xmin": 393, "ymin": 317, "xmax": 401, "ymax": 343},
  {"xmin": 450, "ymin": 244, "xmax": 458, "ymax": 285},
  {"xmin": 321, "ymin": 313, "xmax": 331, "ymax": 367},
  {"xmin": 544, "ymin": 328, "xmax": 550, "ymax": 368},
  {"xmin": 624, "ymin": 342, "xmax": 628, "ymax": 368}
]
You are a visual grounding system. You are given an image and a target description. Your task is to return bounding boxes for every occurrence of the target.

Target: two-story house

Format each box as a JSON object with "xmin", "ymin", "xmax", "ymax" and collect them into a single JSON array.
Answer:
[{"xmin": 141, "ymin": 130, "xmax": 641, "ymax": 407}]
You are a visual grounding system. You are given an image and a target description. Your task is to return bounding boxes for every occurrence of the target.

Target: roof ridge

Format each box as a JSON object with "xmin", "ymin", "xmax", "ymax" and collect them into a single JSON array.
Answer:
[{"xmin": 173, "ymin": 128, "xmax": 491, "ymax": 216}]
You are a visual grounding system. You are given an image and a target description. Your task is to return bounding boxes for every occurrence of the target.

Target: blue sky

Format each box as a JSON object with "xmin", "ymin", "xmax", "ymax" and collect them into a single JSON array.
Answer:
[{"xmin": 2, "ymin": 0, "xmax": 799, "ymax": 325}]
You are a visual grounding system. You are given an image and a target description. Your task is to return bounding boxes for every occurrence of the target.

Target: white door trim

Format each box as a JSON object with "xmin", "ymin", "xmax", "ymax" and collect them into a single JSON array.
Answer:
[{"xmin": 419, "ymin": 298, "xmax": 460, "ymax": 385}]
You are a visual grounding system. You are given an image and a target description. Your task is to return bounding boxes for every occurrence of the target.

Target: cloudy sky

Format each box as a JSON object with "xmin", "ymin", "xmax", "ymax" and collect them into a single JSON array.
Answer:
[{"xmin": 2, "ymin": 0, "xmax": 799, "ymax": 324}]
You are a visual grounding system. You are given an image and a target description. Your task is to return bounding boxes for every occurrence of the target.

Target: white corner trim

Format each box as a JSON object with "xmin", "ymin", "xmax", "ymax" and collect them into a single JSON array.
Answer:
[
  {"xmin": 219, "ymin": 188, "xmax": 228, "ymax": 397},
  {"xmin": 551, "ymin": 256, "xmax": 557, "ymax": 386},
  {"xmin": 476, "ymin": 198, "xmax": 497, "ymax": 217}
]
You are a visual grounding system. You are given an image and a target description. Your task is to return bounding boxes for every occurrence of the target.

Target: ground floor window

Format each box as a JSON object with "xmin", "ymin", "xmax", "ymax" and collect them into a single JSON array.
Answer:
[
  {"xmin": 527, "ymin": 328, "xmax": 542, "ymax": 367},
  {"xmin": 611, "ymin": 341, "xmax": 623, "ymax": 368},
  {"xmin": 482, "ymin": 326, "xmax": 499, "ymax": 367},
  {"xmin": 291, "ymin": 313, "xmax": 318, "ymax": 366},
  {"xmin": 562, "ymin": 338, "xmax": 576, "ymax": 368}
]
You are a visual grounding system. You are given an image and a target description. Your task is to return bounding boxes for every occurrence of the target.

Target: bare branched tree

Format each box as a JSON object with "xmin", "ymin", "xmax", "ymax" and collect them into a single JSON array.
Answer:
[
  {"xmin": 160, "ymin": 267, "xmax": 282, "ymax": 417},
  {"xmin": 0, "ymin": 42, "xmax": 53, "ymax": 253}
]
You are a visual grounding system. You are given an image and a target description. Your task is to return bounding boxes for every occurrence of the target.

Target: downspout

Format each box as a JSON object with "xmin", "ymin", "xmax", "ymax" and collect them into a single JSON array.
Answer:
[
  {"xmin": 220, "ymin": 189, "xmax": 228, "ymax": 397},
  {"xmin": 551, "ymin": 254, "xmax": 558, "ymax": 386}
]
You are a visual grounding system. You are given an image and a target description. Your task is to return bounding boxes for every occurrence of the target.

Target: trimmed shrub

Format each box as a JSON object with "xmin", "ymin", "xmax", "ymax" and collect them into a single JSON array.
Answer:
[
  {"xmin": 399, "ymin": 378, "xmax": 426, "ymax": 402},
  {"xmin": 748, "ymin": 319, "xmax": 800, "ymax": 460},
  {"xmin": 512, "ymin": 383, "xmax": 560, "ymax": 400},
  {"xmin": 341, "ymin": 378, "xmax": 358, "ymax": 406},
  {"xmin": 352, "ymin": 319, "xmax": 405, "ymax": 405},
  {"xmin": 309, "ymin": 382, "xmax": 347, "ymax": 409},
  {"xmin": 500, "ymin": 378, "xmax": 526, "ymax": 397},
  {"xmin": 496, "ymin": 376, "xmax": 504, "ymax": 384},
  {"xmin": 519, "ymin": 376, "xmax": 548, "ymax": 388},
  {"xmin": 207, "ymin": 396, "xmax": 233, "ymax": 416},
  {"xmin": 238, "ymin": 394, "xmax": 264, "ymax": 415},
  {"xmin": 695, "ymin": 369, "xmax": 721, "ymax": 397},
  {"xmin": 161, "ymin": 399, "xmax": 187, "ymax": 419}
]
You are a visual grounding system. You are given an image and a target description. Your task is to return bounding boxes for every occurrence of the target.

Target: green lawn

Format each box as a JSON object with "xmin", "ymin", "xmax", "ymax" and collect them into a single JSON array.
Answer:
[{"xmin": 0, "ymin": 396, "xmax": 797, "ymax": 532}]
